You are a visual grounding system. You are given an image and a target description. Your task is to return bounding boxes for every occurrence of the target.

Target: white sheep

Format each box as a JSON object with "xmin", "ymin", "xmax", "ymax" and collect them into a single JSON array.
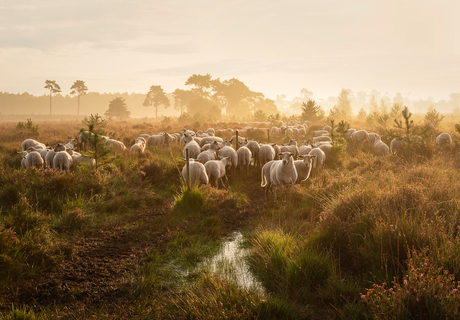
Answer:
[
  {"xmin": 309, "ymin": 147, "xmax": 326, "ymax": 171},
  {"xmin": 299, "ymin": 141, "xmax": 312, "ymax": 156},
  {"xmin": 196, "ymin": 141, "xmax": 220, "ymax": 164},
  {"xmin": 373, "ymin": 135, "xmax": 389, "ymax": 156},
  {"xmin": 53, "ymin": 150, "xmax": 73, "ymax": 173},
  {"xmin": 105, "ymin": 139, "xmax": 127, "ymax": 154},
  {"xmin": 258, "ymin": 144, "xmax": 275, "ymax": 166},
  {"xmin": 390, "ymin": 138, "xmax": 404, "ymax": 154},
  {"xmin": 131, "ymin": 137, "xmax": 146, "ymax": 153},
  {"xmin": 261, "ymin": 152, "xmax": 297, "ymax": 200},
  {"xmin": 217, "ymin": 145, "xmax": 238, "ymax": 174},
  {"xmin": 237, "ymin": 146, "xmax": 252, "ymax": 173},
  {"xmin": 294, "ymin": 154, "xmax": 316, "ymax": 184},
  {"xmin": 436, "ymin": 133, "xmax": 452, "ymax": 147},
  {"xmin": 351, "ymin": 130, "xmax": 371, "ymax": 144},
  {"xmin": 240, "ymin": 140, "xmax": 260, "ymax": 166},
  {"xmin": 147, "ymin": 134, "xmax": 164, "ymax": 147},
  {"xmin": 18, "ymin": 149, "xmax": 44, "ymax": 170},
  {"xmin": 21, "ymin": 139, "xmax": 46, "ymax": 151},
  {"xmin": 183, "ymin": 135, "xmax": 201, "ymax": 159},
  {"xmin": 204, "ymin": 156, "xmax": 232, "ymax": 188},
  {"xmin": 323, "ymin": 125, "xmax": 332, "ymax": 133},
  {"xmin": 181, "ymin": 159, "xmax": 209, "ymax": 187}
]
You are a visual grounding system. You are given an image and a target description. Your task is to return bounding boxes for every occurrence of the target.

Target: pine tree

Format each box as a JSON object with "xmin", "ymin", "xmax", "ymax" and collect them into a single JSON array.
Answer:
[{"xmin": 105, "ymin": 97, "xmax": 130, "ymax": 119}]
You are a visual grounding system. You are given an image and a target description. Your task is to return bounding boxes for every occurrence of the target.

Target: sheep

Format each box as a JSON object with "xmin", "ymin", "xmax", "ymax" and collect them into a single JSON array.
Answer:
[
  {"xmin": 436, "ymin": 133, "xmax": 452, "ymax": 147},
  {"xmin": 147, "ymin": 134, "xmax": 164, "ymax": 147},
  {"xmin": 313, "ymin": 135, "xmax": 332, "ymax": 143},
  {"xmin": 240, "ymin": 140, "xmax": 260, "ymax": 166},
  {"xmin": 258, "ymin": 144, "xmax": 275, "ymax": 166},
  {"xmin": 271, "ymin": 126, "xmax": 281, "ymax": 135},
  {"xmin": 351, "ymin": 130, "xmax": 371, "ymax": 144},
  {"xmin": 390, "ymin": 138, "xmax": 404, "ymax": 154},
  {"xmin": 374, "ymin": 135, "xmax": 389, "ymax": 156},
  {"xmin": 280, "ymin": 142, "xmax": 299, "ymax": 157},
  {"xmin": 199, "ymin": 136, "xmax": 223, "ymax": 147},
  {"xmin": 207, "ymin": 128, "xmax": 216, "ymax": 136},
  {"xmin": 163, "ymin": 132, "xmax": 176, "ymax": 145},
  {"xmin": 318, "ymin": 143, "xmax": 333, "ymax": 157},
  {"xmin": 64, "ymin": 139, "xmax": 77, "ymax": 150},
  {"xmin": 368, "ymin": 133, "xmax": 379, "ymax": 145},
  {"xmin": 294, "ymin": 154, "xmax": 316, "ymax": 184},
  {"xmin": 21, "ymin": 139, "xmax": 46, "ymax": 151},
  {"xmin": 299, "ymin": 141, "xmax": 312, "ymax": 156},
  {"xmin": 105, "ymin": 139, "xmax": 127, "ymax": 154},
  {"xmin": 45, "ymin": 149, "xmax": 56, "ymax": 168},
  {"xmin": 181, "ymin": 159, "xmax": 209, "ymax": 187},
  {"xmin": 323, "ymin": 125, "xmax": 332, "ymax": 133},
  {"xmin": 309, "ymin": 147, "xmax": 326, "ymax": 171},
  {"xmin": 237, "ymin": 145, "xmax": 252, "ymax": 173},
  {"xmin": 297, "ymin": 127, "xmax": 306, "ymax": 137},
  {"xmin": 183, "ymin": 135, "xmax": 201, "ymax": 159},
  {"xmin": 344, "ymin": 129, "xmax": 356, "ymax": 142},
  {"xmin": 131, "ymin": 137, "xmax": 146, "ymax": 153},
  {"xmin": 71, "ymin": 154, "xmax": 96, "ymax": 166},
  {"xmin": 313, "ymin": 130, "xmax": 329, "ymax": 137},
  {"xmin": 18, "ymin": 149, "xmax": 44, "ymax": 170},
  {"xmin": 196, "ymin": 141, "xmax": 220, "ymax": 164},
  {"xmin": 53, "ymin": 150, "xmax": 73, "ymax": 173},
  {"xmin": 261, "ymin": 152, "xmax": 297, "ymax": 200},
  {"xmin": 204, "ymin": 156, "xmax": 232, "ymax": 188},
  {"xmin": 217, "ymin": 145, "xmax": 238, "ymax": 174}
]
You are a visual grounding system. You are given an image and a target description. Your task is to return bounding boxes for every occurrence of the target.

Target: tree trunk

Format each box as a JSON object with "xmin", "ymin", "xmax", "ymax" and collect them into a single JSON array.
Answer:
[
  {"xmin": 78, "ymin": 94, "xmax": 80, "ymax": 116},
  {"xmin": 155, "ymin": 106, "xmax": 158, "ymax": 118},
  {"xmin": 49, "ymin": 90, "xmax": 52, "ymax": 115}
]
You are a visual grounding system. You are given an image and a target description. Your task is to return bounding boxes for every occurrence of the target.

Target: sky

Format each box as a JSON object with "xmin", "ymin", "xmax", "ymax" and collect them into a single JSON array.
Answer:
[{"xmin": 0, "ymin": 0, "xmax": 459, "ymax": 102}]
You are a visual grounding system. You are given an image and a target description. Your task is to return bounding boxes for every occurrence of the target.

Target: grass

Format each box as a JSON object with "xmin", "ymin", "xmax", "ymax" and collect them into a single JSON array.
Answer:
[{"xmin": 1, "ymin": 118, "xmax": 460, "ymax": 319}]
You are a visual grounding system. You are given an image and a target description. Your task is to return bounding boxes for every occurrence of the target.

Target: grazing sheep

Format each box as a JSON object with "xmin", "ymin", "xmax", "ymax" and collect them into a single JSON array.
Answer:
[
  {"xmin": 313, "ymin": 135, "xmax": 332, "ymax": 143},
  {"xmin": 323, "ymin": 125, "xmax": 332, "ymax": 133},
  {"xmin": 105, "ymin": 139, "xmax": 127, "ymax": 154},
  {"xmin": 390, "ymin": 138, "xmax": 404, "ymax": 154},
  {"xmin": 368, "ymin": 133, "xmax": 379, "ymax": 145},
  {"xmin": 21, "ymin": 139, "xmax": 46, "ymax": 151},
  {"xmin": 53, "ymin": 150, "xmax": 73, "ymax": 173},
  {"xmin": 344, "ymin": 129, "xmax": 356, "ymax": 142},
  {"xmin": 207, "ymin": 128, "xmax": 216, "ymax": 136},
  {"xmin": 351, "ymin": 130, "xmax": 371, "ymax": 144},
  {"xmin": 313, "ymin": 130, "xmax": 329, "ymax": 137},
  {"xmin": 199, "ymin": 136, "xmax": 223, "ymax": 147},
  {"xmin": 294, "ymin": 155, "xmax": 316, "ymax": 184},
  {"xmin": 204, "ymin": 156, "xmax": 232, "ymax": 188},
  {"xmin": 318, "ymin": 143, "xmax": 333, "ymax": 157},
  {"xmin": 374, "ymin": 135, "xmax": 389, "ymax": 156},
  {"xmin": 436, "ymin": 133, "xmax": 452, "ymax": 147},
  {"xmin": 147, "ymin": 134, "xmax": 164, "ymax": 147},
  {"xmin": 131, "ymin": 137, "xmax": 146, "ymax": 153},
  {"xmin": 258, "ymin": 144, "xmax": 275, "ymax": 166},
  {"xmin": 261, "ymin": 152, "xmax": 297, "ymax": 200},
  {"xmin": 271, "ymin": 126, "xmax": 281, "ymax": 135},
  {"xmin": 280, "ymin": 143, "xmax": 299, "ymax": 157},
  {"xmin": 309, "ymin": 147, "xmax": 326, "ymax": 171},
  {"xmin": 181, "ymin": 159, "xmax": 209, "ymax": 187},
  {"xmin": 18, "ymin": 149, "xmax": 44, "ymax": 170},
  {"xmin": 237, "ymin": 146, "xmax": 252, "ymax": 173}
]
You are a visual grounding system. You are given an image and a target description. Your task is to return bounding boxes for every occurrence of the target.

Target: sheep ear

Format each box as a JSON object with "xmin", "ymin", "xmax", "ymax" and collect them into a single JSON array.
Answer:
[
  {"xmin": 311, "ymin": 155, "xmax": 317, "ymax": 159},
  {"xmin": 226, "ymin": 156, "xmax": 231, "ymax": 161},
  {"xmin": 290, "ymin": 153, "xmax": 295, "ymax": 157},
  {"xmin": 182, "ymin": 158, "xmax": 186, "ymax": 161},
  {"xmin": 278, "ymin": 153, "xmax": 283, "ymax": 156}
]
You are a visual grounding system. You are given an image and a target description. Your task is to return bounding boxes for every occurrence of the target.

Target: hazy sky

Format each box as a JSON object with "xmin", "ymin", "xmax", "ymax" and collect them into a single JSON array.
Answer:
[{"xmin": 1, "ymin": 0, "xmax": 459, "ymax": 101}]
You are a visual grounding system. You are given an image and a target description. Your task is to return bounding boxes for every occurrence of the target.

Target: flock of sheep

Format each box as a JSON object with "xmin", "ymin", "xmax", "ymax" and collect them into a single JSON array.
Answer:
[{"xmin": 18, "ymin": 120, "xmax": 454, "ymax": 200}]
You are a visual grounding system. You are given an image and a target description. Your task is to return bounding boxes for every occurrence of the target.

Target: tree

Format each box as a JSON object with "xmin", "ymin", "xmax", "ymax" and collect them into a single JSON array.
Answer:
[
  {"xmin": 44, "ymin": 80, "xmax": 61, "ymax": 115},
  {"xmin": 336, "ymin": 88, "xmax": 353, "ymax": 118},
  {"xmin": 80, "ymin": 115, "xmax": 112, "ymax": 170},
  {"xmin": 70, "ymin": 80, "xmax": 88, "ymax": 116},
  {"xmin": 172, "ymin": 89, "xmax": 195, "ymax": 115},
  {"xmin": 185, "ymin": 74, "xmax": 213, "ymax": 99},
  {"xmin": 300, "ymin": 88, "xmax": 313, "ymax": 100},
  {"xmin": 105, "ymin": 97, "xmax": 130, "ymax": 119},
  {"xmin": 143, "ymin": 85, "xmax": 170, "ymax": 118},
  {"xmin": 301, "ymin": 99, "xmax": 324, "ymax": 121},
  {"xmin": 424, "ymin": 108, "xmax": 444, "ymax": 128}
]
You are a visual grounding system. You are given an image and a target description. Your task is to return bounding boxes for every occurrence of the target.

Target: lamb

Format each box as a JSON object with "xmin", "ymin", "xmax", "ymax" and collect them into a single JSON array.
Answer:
[
  {"xmin": 261, "ymin": 152, "xmax": 297, "ymax": 200},
  {"xmin": 53, "ymin": 150, "xmax": 73, "ymax": 173},
  {"xmin": 373, "ymin": 135, "xmax": 389, "ymax": 156},
  {"xmin": 131, "ymin": 137, "xmax": 146, "ymax": 153},
  {"xmin": 181, "ymin": 159, "xmax": 209, "ymax": 187},
  {"xmin": 183, "ymin": 135, "xmax": 201, "ymax": 159},
  {"xmin": 18, "ymin": 149, "xmax": 44, "ymax": 170},
  {"xmin": 204, "ymin": 156, "xmax": 232, "ymax": 188},
  {"xmin": 237, "ymin": 145, "xmax": 252, "ymax": 173},
  {"xmin": 294, "ymin": 155, "xmax": 316, "ymax": 184},
  {"xmin": 309, "ymin": 147, "xmax": 326, "ymax": 171},
  {"xmin": 258, "ymin": 144, "xmax": 275, "ymax": 166},
  {"xmin": 436, "ymin": 133, "xmax": 452, "ymax": 147},
  {"xmin": 105, "ymin": 139, "xmax": 127, "ymax": 154}
]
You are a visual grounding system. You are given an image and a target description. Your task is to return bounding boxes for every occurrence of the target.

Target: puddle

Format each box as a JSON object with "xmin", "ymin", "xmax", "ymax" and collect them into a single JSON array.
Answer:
[{"xmin": 197, "ymin": 231, "xmax": 266, "ymax": 295}]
